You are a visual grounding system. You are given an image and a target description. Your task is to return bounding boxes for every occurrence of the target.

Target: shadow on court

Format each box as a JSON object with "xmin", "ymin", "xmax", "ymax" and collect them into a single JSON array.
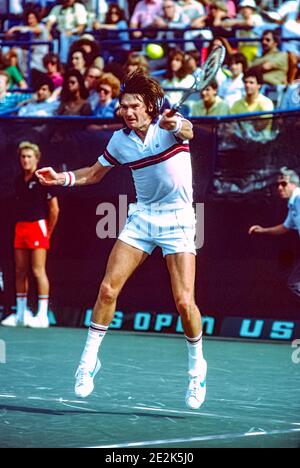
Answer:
[{"xmin": 0, "ymin": 328, "xmax": 299, "ymax": 448}]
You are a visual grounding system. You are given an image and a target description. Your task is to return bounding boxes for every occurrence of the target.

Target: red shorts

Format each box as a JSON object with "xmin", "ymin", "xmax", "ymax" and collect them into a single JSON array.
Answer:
[{"xmin": 14, "ymin": 220, "xmax": 50, "ymax": 250}]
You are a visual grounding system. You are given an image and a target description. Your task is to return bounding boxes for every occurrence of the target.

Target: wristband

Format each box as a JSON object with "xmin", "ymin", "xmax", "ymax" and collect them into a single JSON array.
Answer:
[
  {"xmin": 62, "ymin": 171, "xmax": 76, "ymax": 187},
  {"xmin": 170, "ymin": 117, "xmax": 182, "ymax": 135}
]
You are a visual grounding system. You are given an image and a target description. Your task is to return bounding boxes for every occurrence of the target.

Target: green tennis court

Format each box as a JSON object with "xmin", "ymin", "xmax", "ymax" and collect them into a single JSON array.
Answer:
[{"xmin": 0, "ymin": 328, "xmax": 299, "ymax": 448}]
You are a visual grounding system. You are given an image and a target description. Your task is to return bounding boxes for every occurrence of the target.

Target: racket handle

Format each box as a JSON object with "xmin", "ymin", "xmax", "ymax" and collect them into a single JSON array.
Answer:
[{"xmin": 167, "ymin": 107, "xmax": 177, "ymax": 117}]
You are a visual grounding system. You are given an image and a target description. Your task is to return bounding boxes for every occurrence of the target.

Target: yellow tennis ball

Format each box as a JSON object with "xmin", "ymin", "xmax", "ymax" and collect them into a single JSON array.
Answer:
[{"xmin": 145, "ymin": 43, "xmax": 164, "ymax": 60}]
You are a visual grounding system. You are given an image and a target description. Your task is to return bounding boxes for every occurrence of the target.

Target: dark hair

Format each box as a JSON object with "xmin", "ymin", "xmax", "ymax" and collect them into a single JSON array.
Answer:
[
  {"xmin": 165, "ymin": 49, "xmax": 190, "ymax": 80},
  {"xmin": 42, "ymin": 52, "xmax": 61, "ymax": 69},
  {"xmin": 243, "ymin": 67, "xmax": 263, "ymax": 85},
  {"xmin": 67, "ymin": 48, "xmax": 89, "ymax": 71},
  {"xmin": 61, "ymin": 69, "xmax": 89, "ymax": 101},
  {"xmin": 262, "ymin": 29, "xmax": 281, "ymax": 47},
  {"xmin": 105, "ymin": 3, "xmax": 126, "ymax": 23},
  {"xmin": 24, "ymin": 8, "xmax": 41, "ymax": 24},
  {"xmin": 34, "ymin": 75, "xmax": 55, "ymax": 93},
  {"xmin": 69, "ymin": 38, "xmax": 101, "ymax": 68},
  {"xmin": 203, "ymin": 78, "xmax": 218, "ymax": 90},
  {"xmin": 229, "ymin": 52, "xmax": 248, "ymax": 73},
  {"xmin": 119, "ymin": 70, "xmax": 164, "ymax": 119}
]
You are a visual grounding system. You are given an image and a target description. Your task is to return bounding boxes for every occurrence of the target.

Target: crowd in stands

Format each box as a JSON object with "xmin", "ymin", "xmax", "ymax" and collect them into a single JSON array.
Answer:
[{"xmin": 0, "ymin": 0, "xmax": 299, "ymax": 120}]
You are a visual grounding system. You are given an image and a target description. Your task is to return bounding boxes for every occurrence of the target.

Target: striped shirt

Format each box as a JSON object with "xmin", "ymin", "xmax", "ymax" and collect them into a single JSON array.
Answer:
[{"xmin": 98, "ymin": 119, "xmax": 193, "ymax": 208}]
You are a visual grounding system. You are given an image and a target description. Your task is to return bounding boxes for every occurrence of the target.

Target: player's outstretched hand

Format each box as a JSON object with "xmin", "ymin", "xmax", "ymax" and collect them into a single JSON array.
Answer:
[
  {"xmin": 159, "ymin": 109, "xmax": 180, "ymax": 132},
  {"xmin": 36, "ymin": 167, "xmax": 60, "ymax": 186},
  {"xmin": 248, "ymin": 225, "xmax": 264, "ymax": 235}
]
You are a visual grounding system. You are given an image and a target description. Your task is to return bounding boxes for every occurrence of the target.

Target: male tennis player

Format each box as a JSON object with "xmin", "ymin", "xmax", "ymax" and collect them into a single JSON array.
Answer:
[
  {"xmin": 249, "ymin": 167, "xmax": 300, "ymax": 300},
  {"xmin": 36, "ymin": 71, "xmax": 207, "ymax": 410}
]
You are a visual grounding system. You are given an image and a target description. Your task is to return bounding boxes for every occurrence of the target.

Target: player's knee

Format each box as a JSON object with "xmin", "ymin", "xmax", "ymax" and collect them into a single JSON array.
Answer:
[
  {"xmin": 99, "ymin": 282, "xmax": 118, "ymax": 305},
  {"xmin": 31, "ymin": 266, "xmax": 46, "ymax": 279},
  {"xmin": 15, "ymin": 266, "xmax": 28, "ymax": 278},
  {"xmin": 176, "ymin": 297, "xmax": 195, "ymax": 320}
]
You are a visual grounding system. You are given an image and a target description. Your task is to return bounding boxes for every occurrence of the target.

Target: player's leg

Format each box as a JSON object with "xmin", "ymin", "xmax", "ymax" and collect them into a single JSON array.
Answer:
[
  {"xmin": 14, "ymin": 248, "xmax": 30, "ymax": 325},
  {"xmin": 29, "ymin": 248, "xmax": 50, "ymax": 328},
  {"xmin": 166, "ymin": 252, "xmax": 207, "ymax": 410},
  {"xmin": 75, "ymin": 240, "xmax": 148, "ymax": 397}
]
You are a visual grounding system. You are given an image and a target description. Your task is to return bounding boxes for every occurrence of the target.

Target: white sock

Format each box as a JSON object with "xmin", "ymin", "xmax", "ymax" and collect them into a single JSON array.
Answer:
[
  {"xmin": 80, "ymin": 322, "xmax": 108, "ymax": 371},
  {"xmin": 16, "ymin": 294, "xmax": 27, "ymax": 322},
  {"xmin": 37, "ymin": 295, "xmax": 49, "ymax": 320},
  {"xmin": 185, "ymin": 332, "xmax": 204, "ymax": 378}
]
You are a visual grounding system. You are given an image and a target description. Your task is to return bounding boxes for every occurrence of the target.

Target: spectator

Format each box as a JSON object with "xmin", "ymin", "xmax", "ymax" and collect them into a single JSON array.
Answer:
[
  {"xmin": 67, "ymin": 48, "xmax": 89, "ymax": 75},
  {"xmin": 0, "ymin": 71, "xmax": 31, "ymax": 115},
  {"xmin": 221, "ymin": 0, "xmax": 264, "ymax": 64},
  {"xmin": 124, "ymin": 52, "xmax": 149, "ymax": 75},
  {"xmin": 152, "ymin": 0, "xmax": 190, "ymax": 49},
  {"xmin": 42, "ymin": 52, "xmax": 64, "ymax": 89},
  {"xmin": 251, "ymin": 29, "xmax": 289, "ymax": 85},
  {"xmin": 280, "ymin": 80, "xmax": 300, "ymax": 110},
  {"xmin": 179, "ymin": 0, "xmax": 205, "ymax": 21},
  {"xmin": 93, "ymin": 3, "xmax": 130, "ymax": 63},
  {"xmin": 0, "ymin": 49, "xmax": 28, "ymax": 89},
  {"xmin": 130, "ymin": 0, "xmax": 163, "ymax": 38},
  {"xmin": 45, "ymin": 0, "xmax": 88, "ymax": 63},
  {"xmin": 18, "ymin": 76, "xmax": 59, "ymax": 116},
  {"xmin": 56, "ymin": 69, "xmax": 92, "ymax": 115},
  {"xmin": 191, "ymin": 0, "xmax": 232, "ymax": 39},
  {"xmin": 7, "ymin": 8, "xmax": 50, "ymax": 87},
  {"xmin": 206, "ymin": 37, "xmax": 234, "ymax": 86},
  {"xmin": 69, "ymin": 34, "xmax": 104, "ymax": 70},
  {"xmin": 190, "ymin": 78, "xmax": 230, "ymax": 115},
  {"xmin": 94, "ymin": 72, "xmax": 120, "ymax": 117},
  {"xmin": 85, "ymin": 65, "xmax": 103, "ymax": 111},
  {"xmin": 281, "ymin": 4, "xmax": 300, "ymax": 59},
  {"xmin": 219, "ymin": 52, "xmax": 247, "ymax": 107}
]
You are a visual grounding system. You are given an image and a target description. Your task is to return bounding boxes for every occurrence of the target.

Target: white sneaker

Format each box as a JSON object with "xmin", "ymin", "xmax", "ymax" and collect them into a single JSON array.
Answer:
[
  {"xmin": 75, "ymin": 359, "xmax": 101, "ymax": 398},
  {"xmin": 26, "ymin": 314, "xmax": 49, "ymax": 329},
  {"xmin": 1, "ymin": 310, "xmax": 33, "ymax": 327},
  {"xmin": 185, "ymin": 359, "xmax": 207, "ymax": 410}
]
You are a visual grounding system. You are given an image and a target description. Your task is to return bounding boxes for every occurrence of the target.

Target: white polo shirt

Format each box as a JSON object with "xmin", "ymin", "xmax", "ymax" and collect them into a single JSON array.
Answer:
[
  {"xmin": 98, "ymin": 120, "xmax": 193, "ymax": 209},
  {"xmin": 284, "ymin": 187, "xmax": 300, "ymax": 235}
]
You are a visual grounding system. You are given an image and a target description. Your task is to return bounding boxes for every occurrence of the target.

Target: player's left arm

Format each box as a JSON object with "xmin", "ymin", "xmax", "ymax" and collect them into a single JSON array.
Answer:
[
  {"xmin": 47, "ymin": 196, "xmax": 59, "ymax": 239},
  {"xmin": 159, "ymin": 110, "xmax": 194, "ymax": 140}
]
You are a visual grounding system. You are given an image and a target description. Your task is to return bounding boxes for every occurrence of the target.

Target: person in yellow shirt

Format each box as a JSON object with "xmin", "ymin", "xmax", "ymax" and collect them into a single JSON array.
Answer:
[
  {"xmin": 190, "ymin": 79, "xmax": 230, "ymax": 116},
  {"xmin": 251, "ymin": 29, "xmax": 289, "ymax": 85}
]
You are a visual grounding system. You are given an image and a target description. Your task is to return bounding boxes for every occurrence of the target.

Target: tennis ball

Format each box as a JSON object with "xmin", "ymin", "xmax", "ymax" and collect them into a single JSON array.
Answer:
[{"xmin": 145, "ymin": 43, "xmax": 164, "ymax": 60}]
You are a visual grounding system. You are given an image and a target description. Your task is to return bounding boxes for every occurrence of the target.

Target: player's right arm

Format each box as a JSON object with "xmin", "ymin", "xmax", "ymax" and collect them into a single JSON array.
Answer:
[
  {"xmin": 36, "ymin": 161, "xmax": 112, "ymax": 187},
  {"xmin": 248, "ymin": 224, "xmax": 290, "ymax": 236}
]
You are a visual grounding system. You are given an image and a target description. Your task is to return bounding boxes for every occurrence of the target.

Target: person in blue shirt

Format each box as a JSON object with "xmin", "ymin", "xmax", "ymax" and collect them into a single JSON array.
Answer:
[
  {"xmin": 280, "ymin": 81, "xmax": 300, "ymax": 110},
  {"xmin": 249, "ymin": 167, "xmax": 300, "ymax": 300},
  {"xmin": 0, "ymin": 71, "xmax": 31, "ymax": 115},
  {"xmin": 94, "ymin": 72, "xmax": 120, "ymax": 118},
  {"xmin": 18, "ymin": 76, "xmax": 59, "ymax": 117}
]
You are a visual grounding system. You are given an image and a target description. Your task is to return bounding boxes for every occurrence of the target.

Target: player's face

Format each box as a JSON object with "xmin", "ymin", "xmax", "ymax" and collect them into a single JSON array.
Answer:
[
  {"xmin": 120, "ymin": 94, "xmax": 152, "ymax": 132},
  {"xmin": 277, "ymin": 177, "xmax": 296, "ymax": 199},
  {"xmin": 20, "ymin": 149, "xmax": 39, "ymax": 173}
]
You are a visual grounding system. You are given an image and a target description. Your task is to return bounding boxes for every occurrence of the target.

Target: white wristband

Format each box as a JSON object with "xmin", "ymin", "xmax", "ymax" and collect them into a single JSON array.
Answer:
[
  {"xmin": 62, "ymin": 171, "xmax": 76, "ymax": 187},
  {"xmin": 171, "ymin": 117, "xmax": 182, "ymax": 135}
]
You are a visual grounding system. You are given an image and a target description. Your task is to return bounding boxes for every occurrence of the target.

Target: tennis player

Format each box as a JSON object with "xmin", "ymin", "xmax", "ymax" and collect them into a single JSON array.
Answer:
[
  {"xmin": 249, "ymin": 167, "xmax": 300, "ymax": 300},
  {"xmin": 1, "ymin": 142, "xmax": 59, "ymax": 328},
  {"xmin": 36, "ymin": 71, "xmax": 207, "ymax": 410}
]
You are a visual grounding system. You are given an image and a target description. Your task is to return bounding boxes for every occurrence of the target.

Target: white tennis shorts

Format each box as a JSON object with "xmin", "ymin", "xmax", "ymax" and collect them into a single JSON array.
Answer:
[{"xmin": 118, "ymin": 203, "xmax": 196, "ymax": 257}]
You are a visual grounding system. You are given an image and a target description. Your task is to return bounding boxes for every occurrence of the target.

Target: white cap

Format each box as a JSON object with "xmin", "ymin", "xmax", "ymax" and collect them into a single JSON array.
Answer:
[{"xmin": 239, "ymin": 0, "xmax": 257, "ymax": 9}]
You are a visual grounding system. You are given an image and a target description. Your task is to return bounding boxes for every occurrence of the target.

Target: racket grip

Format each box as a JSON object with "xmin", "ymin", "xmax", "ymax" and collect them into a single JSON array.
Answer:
[{"xmin": 167, "ymin": 108, "xmax": 177, "ymax": 117}]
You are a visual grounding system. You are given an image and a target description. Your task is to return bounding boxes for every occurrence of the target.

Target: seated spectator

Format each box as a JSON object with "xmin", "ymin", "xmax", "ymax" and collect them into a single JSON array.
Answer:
[
  {"xmin": 160, "ymin": 48, "xmax": 195, "ymax": 107},
  {"xmin": 251, "ymin": 29, "xmax": 289, "ymax": 85},
  {"xmin": 0, "ymin": 71, "xmax": 31, "ymax": 115},
  {"xmin": 45, "ymin": 0, "xmax": 88, "ymax": 63},
  {"xmin": 93, "ymin": 3, "xmax": 130, "ymax": 63},
  {"xmin": 93, "ymin": 72, "xmax": 120, "ymax": 117},
  {"xmin": 129, "ymin": 0, "xmax": 163, "ymax": 38},
  {"xmin": 221, "ymin": 0, "xmax": 264, "ymax": 64},
  {"xmin": 0, "ymin": 49, "xmax": 28, "ymax": 89},
  {"xmin": 191, "ymin": 0, "xmax": 232, "ymax": 40},
  {"xmin": 7, "ymin": 8, "xmax": 50, "ymax": 87},
  {"xmin": 184, "ymin": 49, "xmax": 201, "ymax": 75},
  {"xmin": 69, "ymin": 34, "xmax": 104, "ymax": 71},
  {"xmin": 18, "ymin": 76, "xmax": 59, "ymax": 116},
  {"xmin": 219, "ymin": 52, "xmax": 247, "ymax": 107},
  {"xmin": 67, "ymin": 48, "xmax": 89, "ymax": 75},
  {"xmin": 85, "ymin": 66, "xmax": 103, "ymax": 111},
  {"xmin": 206, "ymin": 37, "xmax": 234, "ymax": 86},
  {"xmin": 281, "ymin": 5, "xmax": 300, "ymax": 59},
  {"xmin": 152, "ymin": 0, "xmax": 190, "ymax": 49},
  {"xmin": 190, "ymin": 78, "xmax": 230, "ymax": 115},
  {"xmin": 56, "ymin": 69, "xmax": 92, "ymax": 115},
  {"xmin": 124, "ymin": 52, "xmax": 149, "ymax": 75},
  {"xmin": 42, "ymin": 52, "xmax": 64, "ymax": 89}
]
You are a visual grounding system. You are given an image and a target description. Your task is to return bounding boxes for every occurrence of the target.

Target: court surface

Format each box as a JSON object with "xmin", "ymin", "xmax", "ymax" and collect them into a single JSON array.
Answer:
[{"xmin": 0, "ymin": 327, "xmax": 299, "ymax": 448}]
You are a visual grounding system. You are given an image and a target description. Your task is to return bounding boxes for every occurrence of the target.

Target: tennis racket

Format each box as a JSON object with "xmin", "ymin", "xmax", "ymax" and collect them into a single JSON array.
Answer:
[{"xmin": 168, "ymin": 45, "xmax": 226, "ymax": 117}]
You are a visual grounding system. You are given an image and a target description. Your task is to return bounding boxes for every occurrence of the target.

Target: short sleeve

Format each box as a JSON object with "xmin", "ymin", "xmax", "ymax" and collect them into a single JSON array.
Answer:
[{"xmin": 98, "ymin": 132, "xmax": 121, "ymax": 167}]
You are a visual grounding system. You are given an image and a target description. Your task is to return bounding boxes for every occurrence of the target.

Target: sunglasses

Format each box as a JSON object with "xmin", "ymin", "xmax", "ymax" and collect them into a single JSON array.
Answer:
[
  {"xmin": 98, "ymin": 87, "xmax": 111, "ymax": 95},
  {"xmin": 68, "ymin": 80, "xmax": 77, "ymax": 85},
  {"xmin": 278, "ymin": 181, "xmax": 288, "ymax": 187}
]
